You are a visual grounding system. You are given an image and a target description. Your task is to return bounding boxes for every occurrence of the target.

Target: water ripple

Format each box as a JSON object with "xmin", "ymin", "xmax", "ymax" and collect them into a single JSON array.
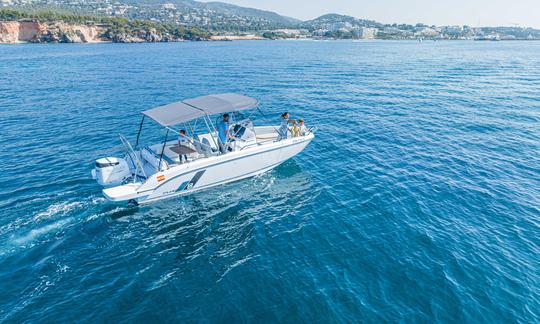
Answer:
[{"xmin": 0, "ymin": 41, "xmax": 539, "ymax": 322}]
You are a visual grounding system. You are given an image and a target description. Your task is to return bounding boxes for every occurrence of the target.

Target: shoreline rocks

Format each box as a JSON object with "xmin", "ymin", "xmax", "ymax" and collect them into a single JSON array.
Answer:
[
  {"xmin": 0, "ymin": 20, "xmax": 274, "ymax": 44},
  {"xmin": 0, "ymin": 20, "xmax": 205, "ymax": 43}
]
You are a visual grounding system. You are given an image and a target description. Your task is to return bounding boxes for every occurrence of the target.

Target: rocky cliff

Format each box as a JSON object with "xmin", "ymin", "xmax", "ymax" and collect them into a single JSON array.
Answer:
[
  {"xmin": 0, "ymin": 21, "xmax": 105, "ymax": 43},
  {"xmin": 0, "ymin": 21, "xmax": 21, "ymax": 43},
  {"xmin": 0, "ymin": 20, "xmax": 208, "ymax": 43}
]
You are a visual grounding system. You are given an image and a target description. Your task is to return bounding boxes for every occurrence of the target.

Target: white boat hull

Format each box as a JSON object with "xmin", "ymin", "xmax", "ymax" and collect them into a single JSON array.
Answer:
[{"xmin": 102, "ymin": 133, "xmax": 314, "ymax": 204}]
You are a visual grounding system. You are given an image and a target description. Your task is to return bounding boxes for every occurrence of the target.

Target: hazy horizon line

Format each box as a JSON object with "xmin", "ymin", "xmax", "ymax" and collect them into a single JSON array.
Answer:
[{"xmin": 199, "ymin": 0, "xmax": 540, "ymax": 29}]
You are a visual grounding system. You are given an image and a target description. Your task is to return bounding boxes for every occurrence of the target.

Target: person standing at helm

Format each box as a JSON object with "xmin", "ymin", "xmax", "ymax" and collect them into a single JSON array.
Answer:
[
  {"xmin": 278, "ymin": 112, "xmax": 293, "ymax": 140},
  {"xmin": 217, "ymin": 113, "xmax": 231, "ymax": 153}
]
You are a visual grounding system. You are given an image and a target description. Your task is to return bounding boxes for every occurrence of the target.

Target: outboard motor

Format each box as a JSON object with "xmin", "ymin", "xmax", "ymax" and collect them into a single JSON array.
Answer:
[{"xmin": 92, "ymin": 157, "xmax": 130, "ymax": 186}]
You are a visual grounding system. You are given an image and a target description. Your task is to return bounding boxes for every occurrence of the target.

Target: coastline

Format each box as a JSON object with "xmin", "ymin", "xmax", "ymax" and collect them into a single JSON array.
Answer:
[
  {"xmin": 0, "ymin": 20, "xmax": 272, "ymax": 44},
  {"xmin": 209, "ymin": 35, "xmax": 266, "ymax": 41},
  {"xmin": 1, "ymin": 20, "xmax": 539, "ymax": 45},
  {"xmin": 2, "ymin": 37, "xmax": 540, "ymax": 45},
  {"xmin": 2, "ymin": 7, "xmax": 540, "ymax": 45},
  {"xmin": 0, "ymin": 21, "xmax": 271, "ymax": 44}
]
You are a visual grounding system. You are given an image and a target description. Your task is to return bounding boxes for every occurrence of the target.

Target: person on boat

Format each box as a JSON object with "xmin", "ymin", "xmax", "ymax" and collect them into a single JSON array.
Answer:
[
  {"xmin": 217, "ymin": 113, "xmax": 233, "ymax": 153},
  {"xmin": 178, "ymin": 129, "xmax": 193, "ymax": 163},
  {"xmin": 278, "ymin": 112, "xmax": 293, "ymax": 140},
  {"xmin": 178, "ymin": 129, "xmax": 193, "ymax": 145},
  {"xmin": 298, "ymin": 118, "xmax": 308, "ymax": 136},
  {"xmin": 290, "ymin": 120, "xmax": 300, "ymax": 137}
]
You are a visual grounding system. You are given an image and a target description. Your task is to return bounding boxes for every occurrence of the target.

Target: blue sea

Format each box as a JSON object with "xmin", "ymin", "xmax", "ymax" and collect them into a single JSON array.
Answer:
[{"xmin": 0, "ymin": 40, "xmax": 539, "ymax": 322}]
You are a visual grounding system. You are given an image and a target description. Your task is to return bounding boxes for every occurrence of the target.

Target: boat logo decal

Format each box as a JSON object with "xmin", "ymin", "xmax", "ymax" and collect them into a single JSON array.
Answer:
[
  {"xmin": 177, "ymin": 170, "xmax": 206, "ymax": 191},
  {"xmin": 177, "ymin": 181, "xmax": 189, "ymax": 191},
  {"xmin": 157, "ymin": 174, "xmax": 166, "ymax": 182}
]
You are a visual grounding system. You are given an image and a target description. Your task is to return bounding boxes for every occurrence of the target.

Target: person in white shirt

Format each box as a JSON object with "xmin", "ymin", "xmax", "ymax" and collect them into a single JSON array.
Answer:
[
  {"xmin": 298, "ymin": 118, "xmax": 308, "ymax": 136},
  {"xmin": 178, "ymin": 129, "xmax": 193, "ymax": 163}
]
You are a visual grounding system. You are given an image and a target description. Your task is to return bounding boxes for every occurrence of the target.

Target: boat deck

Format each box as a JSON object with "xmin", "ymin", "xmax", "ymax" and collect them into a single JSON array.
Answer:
[{"xmin": 136, "ymin": 126, "xmax": 282, "ymax": 176}]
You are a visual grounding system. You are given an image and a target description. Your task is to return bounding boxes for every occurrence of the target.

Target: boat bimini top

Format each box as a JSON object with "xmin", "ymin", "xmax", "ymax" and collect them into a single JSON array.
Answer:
[
  {"xmin": 142, "ymin": 93, "xmax": 259, "ymax": 127},
  {"xmin": 124, "ymin": 93, "xmax": 263, "ymax": 183}
]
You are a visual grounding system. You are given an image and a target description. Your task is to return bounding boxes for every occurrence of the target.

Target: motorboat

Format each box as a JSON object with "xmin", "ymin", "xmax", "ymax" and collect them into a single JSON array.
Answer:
[{"xmin": 91, "ymin": 93, "xmax": 315, "ymax": 204}]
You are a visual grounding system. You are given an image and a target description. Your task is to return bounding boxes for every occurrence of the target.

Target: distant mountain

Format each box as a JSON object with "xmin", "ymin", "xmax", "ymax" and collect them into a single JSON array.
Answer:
[
  {"xmin": 202, "ymin": 1, "xmax": 300, "ymax": 25},
  {"xmin": 116, "ymin": 0, "xmax": 300, "ymax": 25},
  {"xmin": 1, "ymin": 0, "xmax": 300, "ymax": 30}
]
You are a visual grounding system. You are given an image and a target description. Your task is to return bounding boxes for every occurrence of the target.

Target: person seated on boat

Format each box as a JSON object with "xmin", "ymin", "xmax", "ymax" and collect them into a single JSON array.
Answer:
[
  {"xmin": 178, "ymin": 129, "xmax": 193, "ymax": 163},
  {"xmin": 290, "ymin": 120, "xmax": 300, "ymax": 137},
  {"xmin": 217, "ymin": 113, "xmax": 234, "ymax": 153},
  {"xmin": 298, "ymin": 118, "xmax": 308, "ymax": 136},
  {"xmin": 278, "ymin": 112, "xmax": 293, "ymax": 140}
]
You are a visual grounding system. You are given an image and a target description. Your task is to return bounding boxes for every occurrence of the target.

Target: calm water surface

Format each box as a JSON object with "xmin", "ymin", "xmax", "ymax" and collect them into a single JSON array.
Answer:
[{"xmin": 0, "ymin": 40, "xmax": 539, "ymax": 322}]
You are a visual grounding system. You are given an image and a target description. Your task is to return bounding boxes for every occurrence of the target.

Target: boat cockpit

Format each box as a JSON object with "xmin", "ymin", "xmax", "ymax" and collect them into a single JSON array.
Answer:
[
  {"xmin": 139, "ymin": 111, "xmax": 245, "ymax": 161},
  {"xmin": 130, "ymin": 112, "xmax": 288, "ymax": 180}
]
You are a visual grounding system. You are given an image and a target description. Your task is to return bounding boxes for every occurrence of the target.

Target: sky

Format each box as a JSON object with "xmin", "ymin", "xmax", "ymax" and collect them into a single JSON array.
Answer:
[{"xmin": 201, "ymin": 0, "xmax": 540, "ymax": 28}]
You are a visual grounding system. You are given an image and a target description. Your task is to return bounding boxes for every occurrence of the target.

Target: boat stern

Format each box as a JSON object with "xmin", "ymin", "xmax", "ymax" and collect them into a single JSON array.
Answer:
[{"xmin": 102, "ymin": 183, "xmax": 144, "ymax": 202}]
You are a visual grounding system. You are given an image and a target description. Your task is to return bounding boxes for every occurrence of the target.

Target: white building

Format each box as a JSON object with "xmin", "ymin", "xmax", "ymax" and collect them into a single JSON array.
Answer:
[
  {"xmin": 273, "ymin": 29, "xmax": 303, "ymax": 36},
  {"xmin": 162, "ymin": 3, "xmax": 176, "ymax": 10},
  {"xmin": 415, "ymin": 27, "xmax": 440, "ymax": 38},
  {"xmin": 358, "ymin": 27, "xmax": 378, "ymax": 39}
]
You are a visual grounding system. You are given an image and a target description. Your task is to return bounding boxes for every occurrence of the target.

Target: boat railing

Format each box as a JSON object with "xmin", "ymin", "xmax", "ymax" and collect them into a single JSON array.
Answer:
[
  {"xmin": 119, "ymin": 134, "xmax": 147, "ymax": 182},
  {"xmin": 274, "ymin": 125, "xmax": 316, "ymax": 142}
]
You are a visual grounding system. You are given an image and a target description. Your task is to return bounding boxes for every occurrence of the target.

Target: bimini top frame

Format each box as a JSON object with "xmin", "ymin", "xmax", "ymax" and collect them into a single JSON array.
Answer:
[
  {"xmin": 142, "ymin": 93, "xmax": 259, "ymax": 127},
  {"xmin": 134, "ymin": 93, "xmax": 259, "ymax": 165}
]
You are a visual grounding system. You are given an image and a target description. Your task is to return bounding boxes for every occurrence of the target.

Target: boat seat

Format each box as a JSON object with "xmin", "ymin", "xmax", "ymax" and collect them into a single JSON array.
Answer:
[
  {"xmin": 192, "ymin": 140, "xmax": 205, "ymax": 155},
  {"xmin": 141, "ymin": 147, "xmax": 169, "ymax": 171},
  {"xmin": 148, "ymin": 143, "xmax": 180, "ymax": 164},
  {"xmin": 201, "ymin": 138, "xmax": 217, "ymax": 157}
]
